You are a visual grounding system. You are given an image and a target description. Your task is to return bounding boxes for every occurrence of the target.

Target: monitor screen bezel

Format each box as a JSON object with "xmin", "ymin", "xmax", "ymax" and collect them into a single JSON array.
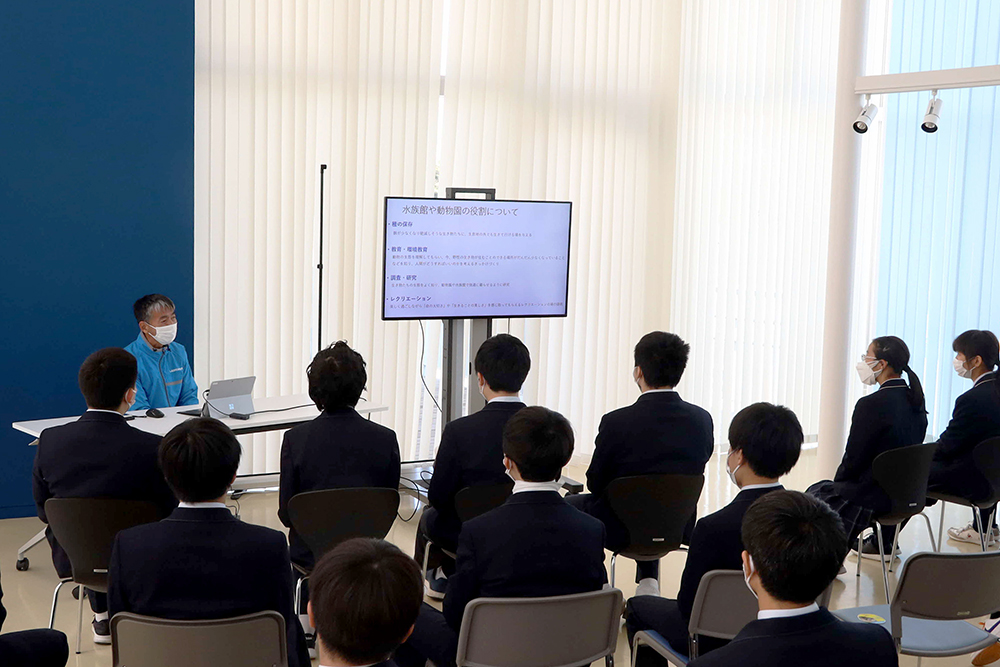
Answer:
[{"xmin": 381, "ymin": 196, "xmax": 573, "ymax": 321}]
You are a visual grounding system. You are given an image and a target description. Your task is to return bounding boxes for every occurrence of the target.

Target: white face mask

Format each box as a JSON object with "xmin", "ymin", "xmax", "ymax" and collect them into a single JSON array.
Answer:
[
  {"xmin": 954, "ymin": 356, "xmax": 975, "ymax": 379},
  {"xmin": 726, "ymin": 450, "xmax": 742, "ymax": 488},
  {"xmin": 478, "ymin": 379, "xmax": 486, "ymax": 399},
  {"xmin": 744, "ymin": 555, "xmax": 758, "ymax": 600},
  {"xmin": 125, "ymin": 388, "xmax": 136, "ymax": 410},
  {"xmin": 856, "ymin": 359, "xmax": 880, "ymax": 386},
  {"xmin": 147, "ymin": 322, "xmax": 177, "ymax": 346}
]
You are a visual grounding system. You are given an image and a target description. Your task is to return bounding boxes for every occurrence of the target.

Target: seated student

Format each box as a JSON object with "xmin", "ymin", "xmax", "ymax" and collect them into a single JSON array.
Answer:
[
  {"xmin": 279, "ymin": 341, "xmax": 401, "ymax": 647},
  {"xmin": 568, "ymin": 331, "xmax": 714, "ymax": 595},
  {"xmin": 395, "ymin": 407, "xmax": 607, "ymax": 667},
  {"xmin": 416, "ymin": 333, "xmax": 529, "ymax": 597},
  {"xmin": 808, "ymin": 336, "xmax": 927, "ymax": 559},
  {"xmin": 32, "ymin": 348, "xmax": 177, "ymax": 644},
  {"xmin": 124, "ymin": 293, "xmax": 198, "ymax": 410},
  {"xmin": 686, "ymin": 491, "xmax": 898, "ymax": 667},
  {"xmin": 626, "ymin": 402, "xmax": 803, "ymax": 659},
  {"xmin": 0, "ymin": 568, "xmax": 69, "ymax": 667},
  {"xmin": 933, "ymin": 330, "xmax": 1000, "ymax": 546},
  {"xmin": 307, "ymin": 539, "xmax": 423, "ymax": 667},
  {"xmin": 108, "ymin": 418, "xmax": 309, "ymax": 667}
]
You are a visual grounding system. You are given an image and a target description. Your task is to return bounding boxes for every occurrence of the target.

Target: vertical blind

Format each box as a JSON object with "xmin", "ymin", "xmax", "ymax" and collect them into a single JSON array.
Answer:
[
  {"xmin": 194, "ymin": 0, "xmax": 444, "ymax": 473},
  {"xmin": 439, "ymin": 0, "xmax": 680, "ymax": 462},
  {"xmin": 669, "ymin": 0, "xmax": 840, "ymax": 487},
  {"xmin": 868, "ymin": 0, "xmax": 1000, "ymax": 438}
]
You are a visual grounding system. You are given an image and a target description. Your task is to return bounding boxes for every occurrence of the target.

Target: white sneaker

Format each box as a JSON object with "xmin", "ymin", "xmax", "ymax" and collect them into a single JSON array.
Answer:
[
  {"xmin": 635, "ymin": 577, "xmax": 660, "ymax": 597},
  {"xmin": 948, "ymin": 523, "xmax": 998, "ymax": 546}
]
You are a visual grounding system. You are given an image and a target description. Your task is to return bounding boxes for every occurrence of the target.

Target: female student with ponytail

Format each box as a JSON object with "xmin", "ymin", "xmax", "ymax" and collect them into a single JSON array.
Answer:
[
  {"xmin": 808, "ymin": 336, "xmax": 928, "ymax": 559},
  {"xmin": 932, "ymin": 329, "xmax": 1000, "ymax": 547}
]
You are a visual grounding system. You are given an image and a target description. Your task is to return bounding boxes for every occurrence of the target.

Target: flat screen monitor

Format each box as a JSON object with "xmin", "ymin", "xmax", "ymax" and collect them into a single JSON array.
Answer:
[{"xmin": 382, "ymin": 197, "xmax": 572, "ymax": 320}]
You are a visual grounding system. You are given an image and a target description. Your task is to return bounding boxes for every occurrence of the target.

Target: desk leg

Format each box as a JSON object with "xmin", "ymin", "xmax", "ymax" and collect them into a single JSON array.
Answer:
[{"xmin": 17, "ymin": 526, "xmax": 47, "ymax": 571}]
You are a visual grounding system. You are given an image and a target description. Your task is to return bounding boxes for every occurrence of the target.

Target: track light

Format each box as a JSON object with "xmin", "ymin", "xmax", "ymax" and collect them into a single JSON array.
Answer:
[
  {"xmin": 853, "ymin": 96, "xmax": 878, "ymax": 134},
  {"xmin": 921, "ymin": 91, "xmax": 942, "ymax": 133}
]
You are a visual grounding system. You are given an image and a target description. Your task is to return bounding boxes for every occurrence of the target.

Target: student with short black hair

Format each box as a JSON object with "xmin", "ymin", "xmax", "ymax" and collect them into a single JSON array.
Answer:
[
  {"xmin": 32, "ymin": 348, "xmax": 176, "ymax": 645},
  {"xmin": 308, "ymin": 539, "xmax": 423, "ymax": 667},
  {"xmin": 124, "ymin": 294, "xmax": 198, "ymax": 410},
  {"xmin": 108, "ymin": 419, "xmax": 310, "ymax": 667},
  {"xmin": 934, "ymin": 330, "xmax": 1000, "ymax": 547},
  {"xmin": 686, "ymin": 491, "xmax": 898, "ymax": 667},
  {"xmin": 626, "ymin": 403, "xmax": 803, "ymax": 659},
  {"xmin": 416, "ymin": 334, "xmax": 530, "ymax": 597},
  {"xmin": 568, "ymin": 331, "xmax": 714, "ymax": 595},
  {"xmin": 396, "ymin": 407, "xmax": 607, "ymax": 667},
  {"xmin": 808, "ymin": 336, "xmax": 928, "ymax": 560}
]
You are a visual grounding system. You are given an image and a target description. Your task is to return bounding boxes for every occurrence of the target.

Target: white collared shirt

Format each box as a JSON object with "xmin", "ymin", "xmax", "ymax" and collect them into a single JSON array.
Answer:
[
  {"xmin": 642, "ymin": 388, "xmax": 676, "ymax": 394},
  {"xmin": 86, "ymin": 408, "xmax": 124, "ymax": 416},
  {"xmin": 740, "ymin": 482, "xmax": 783, "ymax": 492},
  {"xmin": 758, "ymin": 602, "xmax": 819, "ymax": 620},
  {"xmin": 488, "ymin": 395, "xmax": 523, "ymax": 404},
  {"xmin": 975, "ymin": 372, "xmax": 997, "ymax": 387},
  {"xmin": 178, "ymin": 502, "xmax": 228, "ymax": 509},
  {"xmin": 512, "ymin": 480, "xmax": 563, "ymax": 494}
]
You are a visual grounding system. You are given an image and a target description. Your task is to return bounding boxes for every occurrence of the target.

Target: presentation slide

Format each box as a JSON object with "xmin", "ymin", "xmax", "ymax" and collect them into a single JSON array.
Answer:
[{"xmin": 382, "ymin": 197, "xmax": 572, "ymax": 320}]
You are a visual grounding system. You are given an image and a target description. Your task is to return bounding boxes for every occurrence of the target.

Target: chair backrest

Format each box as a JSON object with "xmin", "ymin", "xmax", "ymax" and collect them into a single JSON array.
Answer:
[
  {"xmin": 454, "ymin": 482, "xmax": 514, "ymax": 523},
  {"xmin": 287, "ymin": 487, "xmax": 400, "ymax": 561},
  {"xmin": 44, "ymin": 497, "xmax": 163, "ymax": 590},
  {"xmin": 456, "ymin": 588, "xmax": 623, "ymax": 667},
  {"xmin": 605, "ymin": 474, "xmax": 705, "ymax": 558},
  {"xmin": 889, "ymin": 551, "xmax": 1000, "ymax": 645},
  {"xmin": 871, "ymin": 442, "xmax": 938, "ymax": 524},
  {"xmin": 111, "ymin": 611, "xmax": 286, "ymax": 667},
  {"xmin": 973, "ymin": 437, "xmax": 1000, "ymax": 504},
  {"xmin": 688, "ymin": 570, "xmax": 837, "ymax": 641}
]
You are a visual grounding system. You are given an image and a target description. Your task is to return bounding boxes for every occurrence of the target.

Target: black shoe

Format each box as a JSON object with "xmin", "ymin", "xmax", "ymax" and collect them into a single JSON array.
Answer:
[
  {"xmin": 856, "ymin": 534, "xmax": 900, "ymax": 562},
  {"xmin": 305, "ymin": 632, "xmax": 317, "ymax": 660},
  {"xmin": 425, "ymin": 568, "xmax": 447, "ymax": 600},
  {"xmin": 92, "ymin": 618, "xmax": 111, "ymax": 644}
]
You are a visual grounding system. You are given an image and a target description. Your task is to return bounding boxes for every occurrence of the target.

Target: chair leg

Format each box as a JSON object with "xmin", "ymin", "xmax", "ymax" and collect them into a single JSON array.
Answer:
[
  {"xmin": 856, "ymin": 531, "xmax": 863, "ymax": 577},
  {"xmin": 294, "ymin": 575, "xmax": 305, "ymax": 617},
  {"xmin": 606, "ymin": 653, "xmax": 614, "ymax": 667},
  {"xmin": 888, "ymin": 524, "xmax": 901, "ymax": 573},
  {"xmin": 610, "ymin": 553, "xmax": 617, "ymax": 589},
  {"xmin": 918, "ymin": 512, "xmax": 936, "ymax": 552},
  {"xmin": 974, "ymin": 507, "xmax": 987, "ymax": 552},
  {"xmin": 48, "ymin": 579, "xmax": 69, "ymax": 629},
  {"xmin": 76, "ymin": 584, "xmax": 84, "ymax": 654},
  {"xmin": 937, "ymin": 501, "xmax": 947, "ymax": 552},
  {"xmin": 874, "ymin": 523, "xmax": 891, "ymax": 604},
  {"xmin": 423, "ymin": 539, "xmax": 432, "ymax": 576}
]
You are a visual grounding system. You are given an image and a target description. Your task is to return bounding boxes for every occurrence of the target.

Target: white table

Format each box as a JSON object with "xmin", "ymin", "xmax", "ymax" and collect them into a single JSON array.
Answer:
[{"xmin": 11, "ymin": 395, "xmax": 388, "ymax": 569}]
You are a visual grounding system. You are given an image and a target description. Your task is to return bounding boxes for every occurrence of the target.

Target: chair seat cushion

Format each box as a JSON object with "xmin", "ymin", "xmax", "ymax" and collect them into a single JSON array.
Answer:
[
  {"xmin": 634, "ymin": 630, "xmax": 688, "ymax": 665},
  {"xmin": 834, "ymin": 605, "xmax": 996, "ymax": 657}
]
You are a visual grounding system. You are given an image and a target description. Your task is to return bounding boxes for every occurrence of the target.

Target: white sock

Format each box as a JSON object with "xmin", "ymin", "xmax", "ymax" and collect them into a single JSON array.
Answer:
[
  {"xmin": 94, "ymin": 611, "xmax": 109, "ymax": 622},
  {"xmin": 434, "ymin": 566, "xmax": 448, "ymax": 580},
  {"xmin": 635, "ymin": 577, "xmax": 660, "ymax": 596},
  {"xmin": 299, "ymin": 614, "xmax": 314, "ymax": 634}
]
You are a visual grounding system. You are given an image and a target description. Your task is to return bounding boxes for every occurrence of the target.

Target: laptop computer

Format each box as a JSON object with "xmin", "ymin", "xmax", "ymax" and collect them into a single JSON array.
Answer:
[{"xmin": 178, "ymin": 376, "xmax": 256, "ymax": 419}]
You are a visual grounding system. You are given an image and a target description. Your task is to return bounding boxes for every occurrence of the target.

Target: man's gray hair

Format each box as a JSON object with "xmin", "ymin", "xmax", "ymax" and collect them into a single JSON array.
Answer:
[{"xmin": 133, "ymin": 294, "xmax": 175, "ymax": 323}]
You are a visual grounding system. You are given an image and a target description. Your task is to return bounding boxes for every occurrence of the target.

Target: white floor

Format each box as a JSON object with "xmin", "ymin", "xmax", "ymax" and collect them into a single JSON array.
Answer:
[{"xmin": 1, "ymin": 449, "xmax": 992, "ymax": 666}]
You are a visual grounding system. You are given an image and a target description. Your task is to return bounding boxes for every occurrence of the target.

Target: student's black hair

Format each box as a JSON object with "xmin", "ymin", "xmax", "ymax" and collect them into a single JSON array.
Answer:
[
  {"xmin": 133, "ymin": 294, "xmax": 175, "ymax": 323},
  {"xmin": 158, "ymin": 418, "xmax": 241, "ymax": 503},
  {"xmin": 78, "ymin": 348, "xmax": 138, "ymax": 410},
  {"xmin": 634, "ymin": 332, "xmax": 689, "ymax": 389},
  {"xmin": 741, "ymin": 490, "xmax": 847, "ymax": 604},
  {"xmin": 728, "ymin": 403, "xmax": 803, "ymax": 479},
  {"xmin": 474, "ymin": 334, "xmax": 531, "ymax": 393},
  {"xmin": 307, "ymin": 341, "xmax": 367, "ymax": 410},
  {"xmin": 953, "ymin": 330, "xmax": 1000, "ymax": 400},
  {"xmin": 872, "ymin": 335, "xmax": 926, "ymax": 409},
  {"xmin": 310, "ymin": 538, "xmax": 423, "ymax": 666},
  {"xmin": 502, "ymin": 406, "xmax": 574, "ymax": 482}
]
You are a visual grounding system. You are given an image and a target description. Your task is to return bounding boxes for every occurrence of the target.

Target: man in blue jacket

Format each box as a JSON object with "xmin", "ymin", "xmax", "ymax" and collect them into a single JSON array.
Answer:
[{"xmin": 124, "ymin": 294, "xmax": 198, "ymax": 411}]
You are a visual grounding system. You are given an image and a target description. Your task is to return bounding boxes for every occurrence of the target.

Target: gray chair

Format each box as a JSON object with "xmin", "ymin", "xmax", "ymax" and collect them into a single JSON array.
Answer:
[
  {"xmin": 287, "ymin": 487, "xmax": 400, "ymax": 613},
  {"xmin": 604, "ymin": 474, "xmax": 704, "ymax": 587},
  {"xmin": 110, "ymin": 611, "xmax": 286, "ymax": 667},
  {"xmin": 630, "ymin": 569, "xmax": 836, "ymax": 665},
  {"xmin": 859, "ymin": 442, "xmax": 938, "ymax": 603},
  {"xmin": 420, "ymin": 482, "xmax": 513, "ymax": 575},
  {"xmin": 456, "ymin": 588, "xmax": 623, "ymax": 667},
  {"xmin": 833, "ymin": 550, "xmax": 1000, "ymax": 662},
  {"xmin": 44, "ymin": 497, "xmax": 164, "ymax": 654},
  {"xmin": 925, "ymin": 437, "xmax": 1000, "ymax": 551}
]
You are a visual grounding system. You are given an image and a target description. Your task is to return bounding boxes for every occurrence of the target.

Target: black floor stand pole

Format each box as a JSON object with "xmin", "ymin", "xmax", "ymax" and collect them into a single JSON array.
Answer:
[{"xmin": 317, "ymin": 163, "xmax": 327, "ymax": 353}]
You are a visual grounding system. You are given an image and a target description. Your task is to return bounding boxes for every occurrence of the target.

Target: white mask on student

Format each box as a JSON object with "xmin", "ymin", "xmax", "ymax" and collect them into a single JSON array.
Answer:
[
  {"xmin": 744, "ymin": 555, "xmax": 758, "ymax": 600},
  {"xmin": 148, "ymin": 322, "xmax": 177, "ymax": 346},
  {"xmin": 726, "ymin": 450, "xmax": 742, "ymax": 488},
  {"xmin": 856, "ymin": 359, "xmax": 880, "ymax": 386},
  {"xmin": 954, "ymin": 356, "xmax": 975, "ymax": 379}
]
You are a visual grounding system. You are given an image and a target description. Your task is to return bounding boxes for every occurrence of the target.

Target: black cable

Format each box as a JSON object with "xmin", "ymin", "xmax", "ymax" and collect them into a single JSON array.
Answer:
[
  {"xmin": 397, "ymin": 476, "xmax": 422, "ymax": 522},
  {"xmin": 249, "ymin": 404, "xmax": 313, "ymax": 415},
  {"xmin": 418, "ymin": 321, "xmax": 443, "ymax": 413}
]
